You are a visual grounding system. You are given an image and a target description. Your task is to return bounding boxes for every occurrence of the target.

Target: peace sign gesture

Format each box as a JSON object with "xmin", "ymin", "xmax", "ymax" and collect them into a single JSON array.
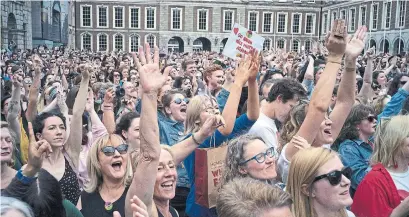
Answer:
[{"xmin": 24, "ymin": 122, "xmax": 53, "ymax": 177}]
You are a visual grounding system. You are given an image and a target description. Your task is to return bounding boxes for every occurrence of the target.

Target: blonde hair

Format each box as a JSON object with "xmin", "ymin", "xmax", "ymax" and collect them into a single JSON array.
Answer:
[
  {"xmin": 286, "ymin": 147, "xmax": 347, "ymax": 217},
  {"xmin": 371, "ymin": 115, "xmax": 409, "ymax": 167},
  {"xmin": 84, "ymin": 134, "xmax": 133, "ymax": 193},
  {"xmin": 217, "ymin": 177, "xmax": 292, "ymax": 217},
  {"xmin": 184, "ymin": 95, "xmax": 214, "ymax": 134},
  {"xmin": 203, "ymin": 64, "xmax": 223, "ymax": 83}
]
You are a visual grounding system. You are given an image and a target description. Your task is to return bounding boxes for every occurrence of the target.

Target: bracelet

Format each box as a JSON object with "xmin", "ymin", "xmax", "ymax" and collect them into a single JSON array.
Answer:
[
  {"xmin": 17, "ymin": 169, "xmax": 38, "ymax": 185},
  {"xmin": 345, "ymin": 67, "xmax": 356, "ymax": 71},
  {"xmin": 192, "ymin": 133, "xmax": 200, "ymax": 145},
  {"xmin": 327, "ymin": 60, "xmax": 342, "ymax": 64}
]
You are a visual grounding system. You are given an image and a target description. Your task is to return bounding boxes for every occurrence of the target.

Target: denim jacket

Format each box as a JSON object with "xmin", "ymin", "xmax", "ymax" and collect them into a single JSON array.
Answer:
[
  {"xmin": 378, "ymin": 88, "xmax": 409, "ymax": 120},
  {"xmin": 338, "ymin": 139, "xmax": 373, "ymax": 192}
]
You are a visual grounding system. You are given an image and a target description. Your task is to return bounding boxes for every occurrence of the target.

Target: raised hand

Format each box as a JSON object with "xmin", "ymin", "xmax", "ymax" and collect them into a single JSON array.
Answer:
[
  {"xmin": 56, "ymin": 86, "xmax": 68, "ymax": 113},
  {"xmin": 85, "ymin": 91, "xmax": 94, "ymax": 112},
  {"xmin": 103, "ymin": 88, "xmax": 115, "ymax": 105},
  {"xmin": 113, "ymin": 195, "xmax": 150, "ymax": 217},
  {"xmin": 25, "ymin": 122, "xmax": 53, "ymax": 177},
  {"xmin": 345, "ymin": 26, "xmax": 367, "ymax": 59},
  {"xmin": 198, "ymin": 115, "xmax": 226, "ymax": 140},
  {"xmin": 365, "ymin": 46, "xmax": 376, "ymax": 59},
  {"xmin": 234, "ymin": 53, "xmax": 253, "ymax": 87},
  {"xmin": 132, "ymin": 43, "xmax": 169, "ymax": 93},
  {"xmin": 325, "ymin": 19, "xmax": 348, "ymax": 62},
  {"xmin": 248, "ymin": 49, "xmax": 261, "ymax": 82}
]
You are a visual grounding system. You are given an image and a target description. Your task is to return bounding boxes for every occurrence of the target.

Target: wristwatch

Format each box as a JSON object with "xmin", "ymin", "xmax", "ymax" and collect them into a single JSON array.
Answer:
[{"xmin": 16, "ymin": 169, "xmax": 38, "ymax": 185}]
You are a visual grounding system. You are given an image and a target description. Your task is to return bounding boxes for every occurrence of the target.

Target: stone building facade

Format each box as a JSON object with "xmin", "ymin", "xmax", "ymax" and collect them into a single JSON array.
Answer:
[
  {"xmin": 1, "ymin": 1, "xmax": 33, "ymax": 50},
  {"xmin": 74, "ymin": 0, "xmax": 408, "ymax": 54}
]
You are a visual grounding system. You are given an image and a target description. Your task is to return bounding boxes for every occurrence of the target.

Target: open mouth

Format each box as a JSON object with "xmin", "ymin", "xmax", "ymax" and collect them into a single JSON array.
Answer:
[
  {"xmin": 1, "ymin": 151, "xmax": 10, "ymax": 156},
  {"xmin": 180, "ymin": 108, "xmax": 187, "ymax": 113},
  {"xmin": 324, "ymin": 129, "xmax": 332, "ymax": 135},
  {"xmin": 160, "ymin": 181, "xmax": 174, "ymax": 189},
  {"xmin": 112, "ymin": 161, "xmax": 123, "ymax": 171}
]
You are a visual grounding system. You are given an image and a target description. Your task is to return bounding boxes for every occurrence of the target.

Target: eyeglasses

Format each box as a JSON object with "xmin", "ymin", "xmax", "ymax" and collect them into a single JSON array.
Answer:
[
  {"xmin": 174, "ymin": 98, "xmax": 189, "ymax": 104},
  {"xmin": 313, "ymin": 167, "xmax": 352, "ymax": 186},
  {"xmin": 367, "ymin": 115, "xmax": 376, "ymax": 122},
  {"xmin": 239, "ymin": 147, "xmax": 276, "ymax": 165},
  {"xmin": 101, "ymin": 144, "xmax": 129, "ymax": 156},
  {"xmin": 114, "ymin": 74, "xmax": 120, "ymax": 77}
]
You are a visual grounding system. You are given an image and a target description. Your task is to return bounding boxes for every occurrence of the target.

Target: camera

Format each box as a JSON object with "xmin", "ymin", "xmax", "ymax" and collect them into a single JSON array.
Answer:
[{"xmin": 115, "ymin": 86, "xmax": 125, "ymax": 98}]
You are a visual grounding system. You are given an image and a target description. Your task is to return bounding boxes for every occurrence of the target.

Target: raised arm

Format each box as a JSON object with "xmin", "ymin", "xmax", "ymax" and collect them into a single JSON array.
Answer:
[
  {"xmin": 246, "ymin": 50, "xmax": 261, "ymax": 121},
  {"xmin": 357, "ymin": 47, "xmax": 375, "ymax": 105},
  {"xmin": 7, "ymin": 77, "xmax": 22, "ymax": 144},
  {"xmin": 25, "ymin": 56, "xmax": 42, "ymax": 122},
  {"xmin": 101, "ymin": 88, "xmax": 116, "ymax": 134},
  {"xmin": 285, "ymin": 20, "xmax": 347, "ymax": 161},
  {"xmin": 125, "ymin": 43, "xmax": 169, "ymax": 217},
  {"xmin": 330, "ymin": 26, "xmax": 367, "ymax": 140},
  {"xmin": 65, "ymin": 65, "xmax": 90, "ymax": 170}
]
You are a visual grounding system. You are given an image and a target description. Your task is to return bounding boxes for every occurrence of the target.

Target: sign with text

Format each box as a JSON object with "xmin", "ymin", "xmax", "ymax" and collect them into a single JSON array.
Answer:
[{"xmin": 223, "ymin": 23, "xmax": 265, "ymax": 59}]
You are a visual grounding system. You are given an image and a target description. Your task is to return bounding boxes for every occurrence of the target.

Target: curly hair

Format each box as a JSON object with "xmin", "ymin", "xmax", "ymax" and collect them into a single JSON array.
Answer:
[
  {"xmin": 203, "ymin": 64, "xmax": 223, "ymax": 83},
  {"xmin": 279, "ymin": 103, "xmax": 309, "ymax": 151},
  {"xmin": 222, "ymin": 134, "xmax": 265, "ymax": 185},
  {"xmin": 333, "ymin": 104, "xmax": 374, "ymax": 149}
]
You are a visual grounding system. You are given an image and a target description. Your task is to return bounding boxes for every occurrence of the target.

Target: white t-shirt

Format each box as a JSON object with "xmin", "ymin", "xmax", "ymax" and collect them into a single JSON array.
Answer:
[
  {"xmin": 248, "ymin": 113, "xmax": 279, "ymax": 149},
  {"xmin": 346, "ymin": 210, "xmax": 356, "ymax": 217},
  {"xmin": 388, "ymin": 169, "xmax": 409, "ymax": 192}
]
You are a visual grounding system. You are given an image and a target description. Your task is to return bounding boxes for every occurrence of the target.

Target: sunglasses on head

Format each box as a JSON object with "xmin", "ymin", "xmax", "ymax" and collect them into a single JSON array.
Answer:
[
  {"xmin": 101, "ymin": 144, "xmax": 129, "ymax": 156},
  {"xmin": 313, "ymin": 167, "xmax": 352, "ymax": 186},
  {"xmin": 366, "ymin": 115, "xmax": 376, "ymax": 122},
  {"xmin": 174, "ymin": 98, "xmax": 189, "ymax": 104}
]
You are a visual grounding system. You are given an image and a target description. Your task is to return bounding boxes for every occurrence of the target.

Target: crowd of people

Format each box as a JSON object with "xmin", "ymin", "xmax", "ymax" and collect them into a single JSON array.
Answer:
[{"xmin": 1, "ymin": 19, "xmax": 409, "ymax": 217}]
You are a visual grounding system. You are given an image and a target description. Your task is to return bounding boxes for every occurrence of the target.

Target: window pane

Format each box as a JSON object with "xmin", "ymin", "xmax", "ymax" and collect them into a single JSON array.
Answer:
[
  {"xmin": 277, "ymin": 40, "xmax": 285, "ymax": 49},
  {"xmin": 147, "ymin": 8, "xmax": 155, "ymax": 29},
  {"xmin": 360, "ymin": 7, "xmax": 366, "ymax": 26},
  {"xmin": 278, "ymin": 14, "xmax": 286, "ymax": 33},
  {"xmin": 292, "ymin": 40, "xmax": 299, "ymax": 52},
  {"xmin": 147, "ymin": 35, "xmax": 155, "ymax": 48},
  {"xmin": 130, "ymin": 8, "xmax": 139, "ymax": 28},
  {"xmin": 371, "ymin": 4, "xmax": 378, "ymax": 29},
  {"xmin": 82, "ymin": 34, "xmax": 91, "ymax": 50},
  {"xmin": 263, "ymin": 39, "xmax": 271, "ymax": 51},
  {"xmin": 384, "ymin": 2, "xmax": 391, "ymax": 28},
  {"xmin": 306, "ymin": 14, "xmax": 314, "ymax": 34},
  {"xmin": 172, "ymin": 9, "xmax": 181, "ymax": 30},
  {"xmin": 130, "ymin": 35, "xmax": 139, "ymax": 52},
  {"xmin": 98, "ymin": 34, "xmax": 107, "ymax": 51},
  {"xmin": 305, "ymin": 40, "xmax": 311, "ymax": 52},
  {"xmin": 198, "ymin": 10, "xmax": 207, "ymax": 30},
  {"xmin": 224, "ymin": 11, "xmax": 233, "ymax": 31},
  {"xmin": 398, "ymin": 1, "xmax": 406, "ymax": 27},
  {"xmin": 349, "ymin": 9, "xmax": 355, "ymax": 31},
  {"xmin": 82, "ymin": 6, "xmax": 91, "ymax": 27},
  {"xmin": 115, "ymin": 35, "xmax": 123, "ymax": 50},
  {"xmin": 263, "ymin": 13, "xmax": 272, "ymax": 32},
  {"xmin": 98, "ymin": 7, "xmax": 107, "ymax": 27},
  {"xmin": 249, "ymin": 12, "xmax": 258, "ymax": 31},
  {"xmin": 292, "ymin": 14, "xmax": 300, "ymax": 33},
  {"xmin": 114, "ymin": 7, "xmax": 123, "ymax": 28}
]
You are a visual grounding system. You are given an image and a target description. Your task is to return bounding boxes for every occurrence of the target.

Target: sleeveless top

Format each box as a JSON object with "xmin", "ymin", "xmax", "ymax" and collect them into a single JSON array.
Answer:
[
  {"xmin": 80, "ymin": 187, "xmax": 128, "ymax": 217},
  {"xmin": 59, "ymin": 157, "xmax": 81, "ymax": 205},
  {"xmin": 157, "ymin": 206, "xmax": 179, "ymax": 217}
]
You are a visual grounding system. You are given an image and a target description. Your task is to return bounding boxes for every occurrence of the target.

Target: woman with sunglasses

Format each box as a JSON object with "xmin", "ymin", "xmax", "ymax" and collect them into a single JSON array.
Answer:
[
  {"xmin": 287, "ymin": 147, "xmax": 355, "ymax": 217},
  {"xmin": 222, "ymin": 134, "xmax": 279, "ymax": 187},
  {"xmin": 335, "ymin": 104, "xmax": 376, "ymax": 197},
  {"xmin": 351, "ymin": 115, "xmax": 409, "ymax": 217},
  {"xmin": 77, "ymin": 134, "xmax": 132, "ymax": 217}
]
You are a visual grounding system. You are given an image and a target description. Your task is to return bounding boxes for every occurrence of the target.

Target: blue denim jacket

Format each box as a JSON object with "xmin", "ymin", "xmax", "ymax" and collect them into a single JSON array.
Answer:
[
  {"xmin": 377, "ymin": 88, "xmax": 409, "ymax": 120},
  {"xmin": 216, "ymin": 88, "xmax": 230, "ymax": 113},
  {"xmin": 302, "ymin": 79, "xmax": 314, "ymax": 99},
  {"xmin": 338, "ymin": 139, "xmax": 373, "ymax": 191},
  {"xmin": 183, "ymin": 114, "xmax": 256, "ymax": 217}
]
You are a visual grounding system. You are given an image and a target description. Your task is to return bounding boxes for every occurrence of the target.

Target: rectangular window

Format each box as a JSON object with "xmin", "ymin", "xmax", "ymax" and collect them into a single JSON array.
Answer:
[
  {"xmin": 305, "ymin": 13, "xmax": 315, "ymax": 34},
  {"xmin": 81, "ymin": 5, "xmax": 91, "ymax": 27},
  {"xmin": 197, "ymin": 9, "xmax": 208, "ymax": 31},
  {"xmin": 171, "ymin": 8, "xmax": 182, "ymax": 30},
  {"xmin": 292, "ymin": 13, "xmax": 301, "ymax": 34},
  {"xmin": 331, "ymin": 11, "xmax": 337, "ymax": 29},
  {"xmin": 262, "ymin": 12, "xmax": 273, "ymax": 33},
  {"xmin": 277, "ymin": 13, "xmax": 287, "ymax": 33},
  {"xmin": 383, "ymin": 1, "xmax": 391, "ymax": 29},
  {"xmin": 371, "ymin": 3, "xmax": 378, "ymax": 30},
  {"xmin": 340, "ymin": 10, "xmax": 346, "ymax": 20},
  {"xmin": 97, "ymin": 6, "xmax": 107, "ymax": 27},
  {"xmin": 359, "ymin": 6, "xmax": 366, "ymax": 26},
  {"xmin": 396, "ymin": 0, "xmax": 406, "ymax": 28},
  {"xmin": 348, "ymin": 8, "xmax": 356, "ymax": 31},
  {"xmin": 146, "ymin": 7, "xmax": 156, "ymax": 29},
  {"xmin": 129, "ymin": 7, "xmax": 140, "ymax": 29},
  {"xmin": 113, "ymin": 6, "xmax": 124, "ymax": 28},
  {"xmin": 308, "ymin": 0, "xmax": 315, "ymax": 3},
  {"xmin": 223, "ymin": 10, "xmax": 234, "ymax": 32},
  {"xmin": 294, "ymin": 0, "xmax": 301, "ymax": 3},
  {"xmin": 98, "ymin": 34, "xmax": 108, "ymax": 51},
  {"xmin": 248, "ymin": 11, "xmax": 259, "ymax": 32},
  {"xmin": 322, "ymin": 13, "xmax": 328, "ymax": 34}
]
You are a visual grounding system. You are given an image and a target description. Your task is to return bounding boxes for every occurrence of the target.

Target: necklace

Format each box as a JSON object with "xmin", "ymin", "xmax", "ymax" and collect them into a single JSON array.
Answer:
[{"xmin": 104, "ymin": 202, "xmax": 113, "ymax": 211}]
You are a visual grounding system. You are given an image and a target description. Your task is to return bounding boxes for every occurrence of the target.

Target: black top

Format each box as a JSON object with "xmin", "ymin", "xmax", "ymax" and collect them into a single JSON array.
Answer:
[
  {"xmin": 158, "ymin": 206, "xmax": 179, "ymax": 217},
  {"xmin": 80, "ymin": 187, "xmax": 128, "ymax": 217},
  {"xmin": 59, "ymin": 157, "xmax": 81, "ymax": 205}
]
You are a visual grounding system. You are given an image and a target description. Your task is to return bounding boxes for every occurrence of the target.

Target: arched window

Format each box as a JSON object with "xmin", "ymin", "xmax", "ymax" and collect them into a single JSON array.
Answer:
[
  {"xmin": 263, "ymin": 39, "xmax": 271, "ymax": 51},
  {"xmin": 277, "ymin": 39, "xmax": 286, "ymax": 49},
  {"xmin": 292, "ymin": 40, "xmax": 300, "ymax": 52},
  {"xmin": 98, "ymin": 34, "xmax": 108, "ymax": 52},
  {"xmin": 146, "ymin": 34, "xmax": 156, "ymax": 48},
  {"xmin": 113, "ymin": 34, "xmax": 124, "ymax": 51},
  {"xmin": 305, "ymin": 40, "xmax": 312, "ymax": 52},
  {"xmin": 81, "ymin": 33, "xmax": 92, "ymax": 51},
  {"xmin": 129, "ymin": 35, "xmax": 140, "ymax": 52}
]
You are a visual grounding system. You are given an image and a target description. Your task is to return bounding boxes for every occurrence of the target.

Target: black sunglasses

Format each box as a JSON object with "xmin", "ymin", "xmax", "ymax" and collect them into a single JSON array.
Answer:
[
  {"xmin": 313, "ymin": 167, "xmax": 352, "ymax": 186},
  {"xmin": 174, "ymin": 98, "xmax": 189, "ymax": 104},
  {"xmin": 101, "ymin": 144, "xmax": 129, "ymax": 156},
  {"xmin": 367, "ymin": 115, "xmax": 376, "ymax": 122},
  {"xmin": 239, "ymin": 147, "xmax": 276, "ymax": 165}
]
